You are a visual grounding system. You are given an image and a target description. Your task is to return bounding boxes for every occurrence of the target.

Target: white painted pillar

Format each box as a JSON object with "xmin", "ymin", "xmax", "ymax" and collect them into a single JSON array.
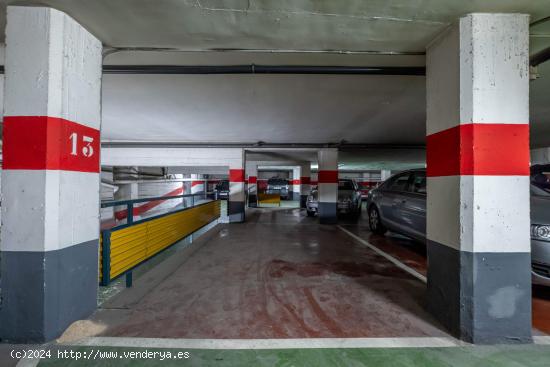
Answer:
[
  {"xmin": 426, "ymin": 13, "xmax": 531, "ymax": 344},
  {"xmin": 228, "ymin": 150, "xmax": 245, "ymax": 222},
  {"xmin": 380, "ymin": 170, "xmax": 392, "ymax": 181},
  {"xmin": 114, "ymin": 183, "xmax": 138, "ymax": 221},
  {"xmin": 300, "ymin": 163, "xmax": 311, "ymax": 208},
  {"xmin": 291, "ymin": 166, "xmax": 301, "ymax": 201},
  {"xmin": 317, "ymin": 149, "xmax": 338, "ymax": 224},
  {"xmin": 190, "ymin": 173, "xmax": 205, "ymax": 196},
  {"xmin": 311, "ymin": 172, "xmax": 318, "ymax": 187},
  {"xmin": 246, "ymin": 162, "xmax": 258, "ymax": 207},
  {"xmin": 0, "ymin": 6, "xmax": 102, "ymax": 342}
]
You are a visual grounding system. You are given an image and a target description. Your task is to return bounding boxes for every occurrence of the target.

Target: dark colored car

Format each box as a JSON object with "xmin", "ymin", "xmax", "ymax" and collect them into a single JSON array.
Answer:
[
  {"xmin": 366, "ymin": 168, "xmax": 550, "ymax": 286},
  {"xmin": 214, "ymin": 180, "xmax": 229, "ymax": 200},
  {"xmin": 266, "ymin": 178, "xmax": 290, "ymax": 200},
  {"xmin": 306, "ymin": 179, "xmax": 362, "ymax": 218}
]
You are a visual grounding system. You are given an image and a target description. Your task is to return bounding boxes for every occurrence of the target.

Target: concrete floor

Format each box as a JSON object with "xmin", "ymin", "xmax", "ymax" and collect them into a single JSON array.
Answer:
[
  {"xmin": 90, "ymin": 206, "xmax": 448, "ymax": 339},
  {"xmin": 339, "ymin": 223, "xmax": 550, "ymax": 336}
]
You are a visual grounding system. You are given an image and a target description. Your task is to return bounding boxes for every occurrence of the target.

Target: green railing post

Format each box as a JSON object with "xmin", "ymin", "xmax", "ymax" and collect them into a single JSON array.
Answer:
[
  {"xmin": 100, "ymin": 230, "xmax": 111, "ymax": 286},
  {"xmin": 126, "ymin": 272, "xmax": 133, "ymax": 288},
  {"xmin": 127, "ymin": 203, "xmax": 134, "ymax": 224}
]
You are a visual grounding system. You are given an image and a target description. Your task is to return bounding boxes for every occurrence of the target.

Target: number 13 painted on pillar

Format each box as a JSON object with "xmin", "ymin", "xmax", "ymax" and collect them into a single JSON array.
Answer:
[{"xmin": 69, "ymin": 132, "xmax": 95, "ymax": 158}]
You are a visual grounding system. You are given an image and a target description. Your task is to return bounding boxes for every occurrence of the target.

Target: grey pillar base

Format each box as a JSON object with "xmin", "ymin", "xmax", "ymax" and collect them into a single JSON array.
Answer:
[
  {"xmin": 248, "ymin": 194, "xmax": 257, "ymax": 207},
  {"xmin": 0, "ymin": 240, "xmax": 98, "ymax": 343},
  {"xmin": 228, "ymin": 201, "xmax": 245, "ymax": 223},
  {"xmin": 291, "ymin": 192, "xmax": 301, "ymax": 201},
  {"xmin": 427, "ymin": 240, "xmax": 532, "ymax": 344},
  {"xmin": 318, "ymin": 202, "xmax": 337, "ymax": 224},
  {"xmin": 300, "ymin": 195, "xmax": 308, "ymax": 208}
]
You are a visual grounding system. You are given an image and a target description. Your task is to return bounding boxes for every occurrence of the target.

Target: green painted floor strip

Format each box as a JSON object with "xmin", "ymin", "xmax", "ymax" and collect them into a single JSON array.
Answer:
[{"xmin": 32, "ymin": 345, "xmax": 550, "ymax": 366}]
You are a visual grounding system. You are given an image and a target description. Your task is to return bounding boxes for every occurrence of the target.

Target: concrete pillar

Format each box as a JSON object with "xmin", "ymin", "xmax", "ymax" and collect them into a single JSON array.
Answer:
[
  {"xmin": 311, "ymin": 172, "xmax": 318, "ymax": 186},
  {"xmin": 300, "ymin": 163, "xmax": 311, "ymax": 208},
  {"xmin": 291, "ymin": 166, "xmax": 301, "ymax": 201},
  {"xmin": 228, "ymin": 150, "xmax": 245, "ymax": 222},
  {"xmin": 317, "ymin": 149, "xmax": 338, "ymax": 224},
  {"xmin": 114, "ymin": 183, "xmax": 138, "ymax": 221},
  {"xmin": 380, "ymin": 170, "xmax": 392, "ymax": 181},
  {"xmin": 426, "ymin": 13, "xmax": 531, "ymax": 344},
  {"xmin": 247, "ymin": 163, "xmax": 258, "ymax": 207},
  {"xmin": 190, "ymin": 173, "xmax": 205, "ymax": 196},
  {"xmin": 0, "ymin": 6, "xmax": 102, "ymax": 342}
]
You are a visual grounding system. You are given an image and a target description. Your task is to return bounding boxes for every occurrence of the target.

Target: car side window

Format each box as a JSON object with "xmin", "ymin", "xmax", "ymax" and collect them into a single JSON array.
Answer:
[
  {"xmin": 411, "ymin": 172, "xmax": 426, "ymax": 194},
  {"xmin": 387, "ymin": 174, "xmax": 411, "ymax": 192}
]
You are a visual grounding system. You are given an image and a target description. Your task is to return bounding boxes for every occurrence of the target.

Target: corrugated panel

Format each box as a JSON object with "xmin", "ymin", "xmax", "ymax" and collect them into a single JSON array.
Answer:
[
  {"xmin": 258, "ymin": 193, "xmax": 281, "ymax": 205},
  {"xmin": 104, "ymin": 200, "xmax": 220, "ymax": 280}
]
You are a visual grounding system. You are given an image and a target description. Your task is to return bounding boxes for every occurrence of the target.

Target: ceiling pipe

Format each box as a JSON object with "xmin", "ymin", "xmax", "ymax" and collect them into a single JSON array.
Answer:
[
  {"xmin": 530, "ymin": 47, "xmax": 550, "ymax": 67},
  {"xmin": 101, "ymin": 64, "xmax": 426, "ymax": 75},
  {"xmin": 0, "ymin": 64, "xmax": 425, "ymax": 75},
  {"xmin": 101, "ymin": 141, "xmax": 425, "ymax": 149}
]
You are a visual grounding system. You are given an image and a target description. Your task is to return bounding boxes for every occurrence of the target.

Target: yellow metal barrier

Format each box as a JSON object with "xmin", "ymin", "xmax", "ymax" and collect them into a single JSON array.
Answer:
[
  {"xmin": 257, "ymin": 193, "xmax": 281, "ymax": 206},
  {"xmin": 101, "ymin": 200, "xmax": 220, "ymax": 284}
]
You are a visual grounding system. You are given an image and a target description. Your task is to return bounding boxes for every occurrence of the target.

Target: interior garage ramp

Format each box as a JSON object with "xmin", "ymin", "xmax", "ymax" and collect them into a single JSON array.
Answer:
[{"xmin": 83, "ymin": 207, "xmax": 447, "ymax": 339}]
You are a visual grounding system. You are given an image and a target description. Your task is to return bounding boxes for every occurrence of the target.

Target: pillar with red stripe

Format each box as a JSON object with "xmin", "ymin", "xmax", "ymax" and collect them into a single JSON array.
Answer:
[
  {"xmin": 317, "ymin": 149, "xmax": 339, "ymax": 224},
  {"xmin": 190, "ymin": 173, "xmax": 205, "ymax": 196},
  {"xmin": 0, "ymin": 6, "xmax": 102, "ymax": 342},
  {"xmin": 300, "ymin": 163, "xmax": 311, "ymax": 208},
  {"xmin": 228, "ymin": 152, "xmax": 246, "ymax": 222},
  {"xmin": 426, "ymin": 13, "xmax": 531, "ymax": 344},
  {"xmin": 246, "ymin": 162, "xmax": 258, "ymax": 207},
  {"xmin": 291, "ymin": 167, "xmax": 302, "ymax": 201}
]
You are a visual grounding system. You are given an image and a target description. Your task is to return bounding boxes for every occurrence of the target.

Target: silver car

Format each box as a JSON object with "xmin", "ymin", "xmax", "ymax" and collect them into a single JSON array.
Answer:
[
  {"xmin": 306, "ymin": 179, "xmax": 362, "ymax": 218},
  {"xmin": 266, "ymin": 178, "xmax": 290, "ymax": 200},
  {"xmin": 366, "ymin": 168, "xmax": 550, "ymax": 286}
]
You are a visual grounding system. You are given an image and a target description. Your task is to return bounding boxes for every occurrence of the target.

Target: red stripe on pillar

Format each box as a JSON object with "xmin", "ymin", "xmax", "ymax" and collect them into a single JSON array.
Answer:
[
  {"xmin": 311, "ymin": 180, "xmax": 318, "ymax": 185},
  {"xmin": 248, "ymin": 176, "xmax": 257, "ymax": 184},
  {"xmin": 3, "ymin": 116, "xmax": 100, "ymax": 173},
  {"xmin": 318, "ymin": 170, "xmax": 338, "ymax": 183},
  {"xmin": 291, "ymin": 179, "xmax": 301, "ymax": 185},
  {"xmin": 229, "ymin": 169, "xmax": 245, "ymax": 182},
  {"xmin": 191, "ymin": 181, "xmax": 205, "ymax": 187},
  {"xmin": 426, "ymin": 123, "xmax": 529, "ymax": 177},
  {"xmin": 301, "ymin": 177, "xmax": 311, "ymax": 184}
]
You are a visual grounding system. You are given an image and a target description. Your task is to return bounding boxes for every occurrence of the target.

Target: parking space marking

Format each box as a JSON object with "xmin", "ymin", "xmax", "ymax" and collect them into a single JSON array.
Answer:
[
  {"xmin": 337, "ymin": 225, "xmax": 427, "ymax": 284},
  {"xmin": 72, "ymin": 336, "xmax": 466, "ymax": 349}
]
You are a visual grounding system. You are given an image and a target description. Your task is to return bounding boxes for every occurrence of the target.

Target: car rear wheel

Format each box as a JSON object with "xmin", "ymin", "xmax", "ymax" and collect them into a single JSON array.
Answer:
[{"xmin": 369, "ymin": 206, "xmax": 387, "ymax": 235}]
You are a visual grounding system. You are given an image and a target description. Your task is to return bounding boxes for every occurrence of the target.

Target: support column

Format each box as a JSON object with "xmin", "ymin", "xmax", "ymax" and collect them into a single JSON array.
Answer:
[
  {"xmin": 114, "ymin": 183, "xmax": 138, "ymax": 221},
  {"xmin": 246, "ymin": 163, "xmax": 258, "ymax": 207},
  {"xmin": 228, "ymin": 150, "xmax": 245, "ymax": 222},
  {"xmin": 291, "ymin": 167, "xmax": 302, "ymax": 201},
  {"xmin": 190, "ymin": 174, "xmax": 205, "ymax": 196},
  {"xmin": 317, "ymin": 149, "xmax": 338, "ymax": 224},
  {"xmin": 426, "ymin": 13, "xmax": 531, "ymax": 344},
  {"xmin": 0, "ymin": 6, "xmax": 102, "ymax": 342},
  {"xmin": 380, "ymin": 170, "xmax": 392, "ymax": 181},
  {"xmin": 300, "ymin": 163, "xmax": 311, "ymax": 208}
]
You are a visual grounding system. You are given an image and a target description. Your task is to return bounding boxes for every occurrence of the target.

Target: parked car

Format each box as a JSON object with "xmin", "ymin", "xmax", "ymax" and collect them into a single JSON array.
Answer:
[
  {"xmin": 358, "ymin": 181, "xmax": 379, "ymax": 200},
  {"xmin": 214, "ymin": 180, "xmax": 229, "ymax": 200},
  {"xmin": 266, "ymin": 178, "xmax": 290, "ymax": 200},
  {"xmin": 306, "ymin": 179, "xmax": 362, "ymax": 218},
  {"xmin": 366, "ymin": 168, "xmax": 550, "ymax": 286}
]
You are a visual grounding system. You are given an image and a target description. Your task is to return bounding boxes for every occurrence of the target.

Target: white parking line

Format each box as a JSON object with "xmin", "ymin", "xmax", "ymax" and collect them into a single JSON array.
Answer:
[
  {"xmin": 533, "ymin": 336, "xmax": 550, "ymax": 345},
  {"xmin": 337, "ymin": 225, "xmax": 427, "ymax": 284},
  {"xmin": 72, "ymin": 336, "xmax": 465, "ymax": 349},
  {"xmin": 15, "ymin": 356, "xmax": 40, "ymax": 367}
]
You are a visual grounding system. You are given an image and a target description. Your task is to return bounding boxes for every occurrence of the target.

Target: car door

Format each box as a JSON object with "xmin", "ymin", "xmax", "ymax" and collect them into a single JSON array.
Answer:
[
  {"xmin": 398, "ymin": 171, "xmax": 427, "ymax": 242},
  {"xmin": 378, "ymin": 172, "xmax": 412, "ymax": 230}
]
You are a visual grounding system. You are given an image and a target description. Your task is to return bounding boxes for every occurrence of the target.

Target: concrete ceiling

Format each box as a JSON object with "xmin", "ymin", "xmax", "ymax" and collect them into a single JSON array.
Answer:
[
  {"xmin": 1, "ymin": 0, "xmax": 549, "ymax": 53},
  {"xmin": 1, "ymin": 1, "xmax": 549, "ymax": 150},
  {"xmin": 245, "ymin": 149, "xmax": 425, "ymax": 171}
]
